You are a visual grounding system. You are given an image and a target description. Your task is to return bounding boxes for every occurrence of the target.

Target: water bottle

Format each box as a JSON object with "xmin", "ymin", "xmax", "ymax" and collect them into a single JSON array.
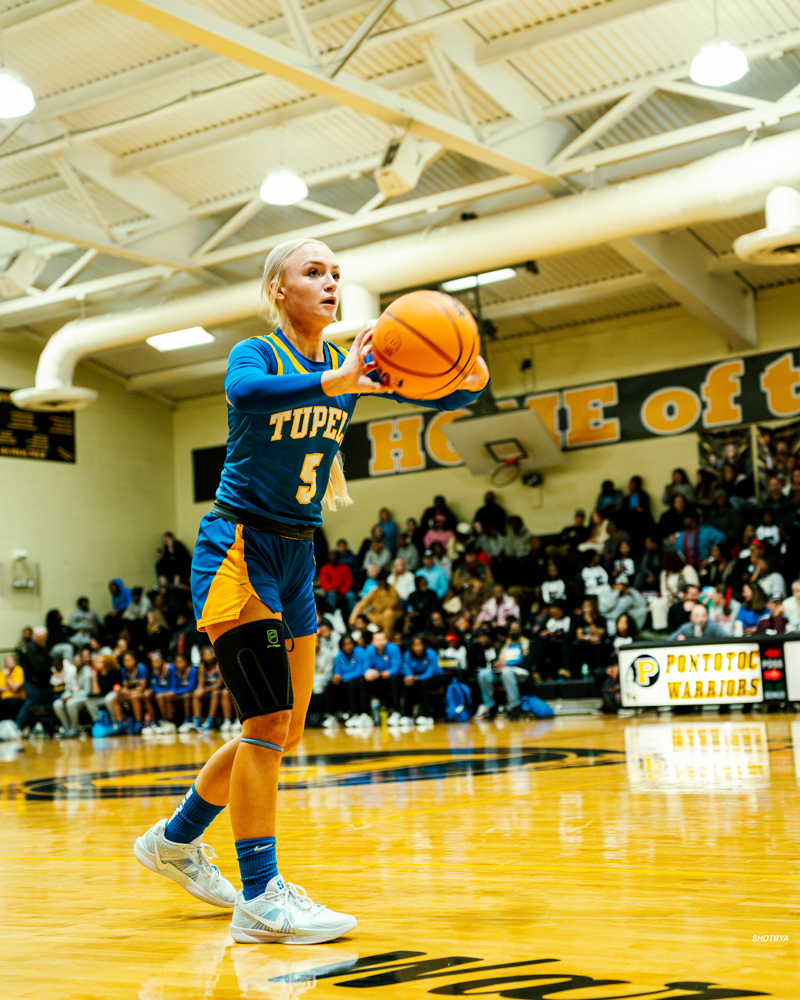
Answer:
[
  {"xmin": 371, "ymin": 698, "xmax": 381, "ymax": 726},
  {"xmin": 581, "ymin": 663, "xmax": 590, "ymax": 678}
]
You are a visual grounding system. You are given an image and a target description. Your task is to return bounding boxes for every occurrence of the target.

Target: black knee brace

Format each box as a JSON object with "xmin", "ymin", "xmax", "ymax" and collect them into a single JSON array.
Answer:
[{"xmin": 213, "ymin": 619, "xmax": 293, "ymax": 722}]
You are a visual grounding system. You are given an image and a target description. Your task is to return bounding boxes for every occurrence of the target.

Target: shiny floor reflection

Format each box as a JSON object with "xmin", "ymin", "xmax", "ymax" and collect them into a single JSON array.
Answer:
[{"xmin": 1, "ymin": 714, "xmax": 798, "ymax": 999}]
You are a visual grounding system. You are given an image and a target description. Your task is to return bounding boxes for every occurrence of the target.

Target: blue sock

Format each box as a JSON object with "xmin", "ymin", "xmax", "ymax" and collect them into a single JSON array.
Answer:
[
  {"xmin": 164, "ymin": 783, "xmax": 224, "ymax": 844},
  {"xmin": 236, "ymin": 836, "xmax": 279, "ymax": 900}
]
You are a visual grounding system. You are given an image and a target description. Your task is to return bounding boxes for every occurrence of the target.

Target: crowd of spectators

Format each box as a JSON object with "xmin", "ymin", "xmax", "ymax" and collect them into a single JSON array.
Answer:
[{"xmin": 5, "ymin": 462, "xmax": 800, "ymax": 737}]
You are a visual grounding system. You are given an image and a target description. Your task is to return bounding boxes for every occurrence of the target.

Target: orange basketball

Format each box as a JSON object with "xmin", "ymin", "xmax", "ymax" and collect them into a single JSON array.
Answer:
[{"xmin": 371, "ymin": 290, "xmax": 480, "ymax": 400}]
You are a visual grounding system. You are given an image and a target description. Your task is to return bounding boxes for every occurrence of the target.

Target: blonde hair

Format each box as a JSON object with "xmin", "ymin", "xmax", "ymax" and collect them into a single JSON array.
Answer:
[{"xmin": 260, "ymin": 238, "xmax": 352, "ymax": 512}]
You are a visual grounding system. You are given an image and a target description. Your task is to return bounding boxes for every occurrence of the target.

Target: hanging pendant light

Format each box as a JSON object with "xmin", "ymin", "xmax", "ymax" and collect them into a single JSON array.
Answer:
[
  {"xmin": 689, "ymin": 0, "xmax": 748, "ymax": 88},
  {"xmin": 259, "ymin": 167, "xmax": 308, "ymax": 206},
  {"xmin": 0, "ymin": 68, "xmax": 34, "ymax": 117}
]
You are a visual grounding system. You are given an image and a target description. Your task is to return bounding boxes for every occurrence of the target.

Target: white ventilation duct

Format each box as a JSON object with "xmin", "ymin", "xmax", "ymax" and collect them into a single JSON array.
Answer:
[
  {"xmin": 733, "ymin": 185, "xmax": 800, "ymax": 265},
  {"xmin": 12, "ymin": 128, "xmax": 800, "ymax": 411}
]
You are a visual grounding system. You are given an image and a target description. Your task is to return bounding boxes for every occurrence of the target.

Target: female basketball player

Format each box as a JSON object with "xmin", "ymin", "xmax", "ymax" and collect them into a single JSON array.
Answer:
[{"xmin": 134, "ymin": 238, "xmax": 489, "ymax": 944}]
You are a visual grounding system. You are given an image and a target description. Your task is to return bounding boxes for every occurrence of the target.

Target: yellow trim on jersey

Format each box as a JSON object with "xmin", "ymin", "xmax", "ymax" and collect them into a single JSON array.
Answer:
[
  {"xmin": 256, "ymin": 335, "xmax": 284, "ymax": 375},
  {"xmin": 197, "ymin": 524, "xmax": 259, "ymax": 630},
  {"xmin": 327, "ymin": 342, "xmax": 346, "ymax": 370},
  {"xmin": 269, "ymin": 332, "xmax": 309, "ymax": 374}
]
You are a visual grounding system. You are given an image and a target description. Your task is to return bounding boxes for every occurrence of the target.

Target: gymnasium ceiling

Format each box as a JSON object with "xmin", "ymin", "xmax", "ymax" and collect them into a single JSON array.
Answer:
[{"xmin": 4, "ymin": 0, "xmax": 800, "ymax": 402}]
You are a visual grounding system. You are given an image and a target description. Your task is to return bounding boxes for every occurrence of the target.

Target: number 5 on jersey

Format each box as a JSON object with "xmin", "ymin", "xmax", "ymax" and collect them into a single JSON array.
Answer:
[{"xmin": 297, "ymin": 453, "xmax": 324, "ymax": 504}]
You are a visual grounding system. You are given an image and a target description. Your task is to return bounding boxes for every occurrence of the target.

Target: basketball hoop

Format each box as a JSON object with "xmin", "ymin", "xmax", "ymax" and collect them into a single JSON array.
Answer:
[{"xmin": 491, "ymin": 457, "xmax": 521, "ymax": 487}]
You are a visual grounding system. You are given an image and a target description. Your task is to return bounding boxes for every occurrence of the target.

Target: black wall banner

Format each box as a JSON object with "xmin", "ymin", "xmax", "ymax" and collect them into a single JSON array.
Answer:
[
  {"xmin": 340, "ymin": 348, "xmax": 800, "ymax": 480},
  {"xmin": 0, "ymin": 388, "xmax": 74, "ymax": 462}
]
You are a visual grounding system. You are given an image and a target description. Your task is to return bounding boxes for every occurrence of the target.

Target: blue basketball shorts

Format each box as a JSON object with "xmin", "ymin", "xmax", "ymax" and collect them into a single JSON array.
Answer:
[{"xmin": 192, "ymin": 514, "xmax": 317, "ymax": 638}]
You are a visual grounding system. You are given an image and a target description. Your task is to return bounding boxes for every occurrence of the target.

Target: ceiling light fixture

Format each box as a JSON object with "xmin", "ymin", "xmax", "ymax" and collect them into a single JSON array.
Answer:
[
  {"xmin": 689, "ymin": 0, "xmax": 748, "ymax": 87},
  {"xmin": 0, "ymin": 69, "xmax": 34, "ymax": 118},
  {"xmin": 147, "ymin": 327, "xmax": 215, "ymax": 352},
  {"xmin": 259, "ymin": 168, "xmax": 308, "ymax": 206},
  {"xmin": 441, "ymin": 268, "xmax": 517, "ymax": 292}
]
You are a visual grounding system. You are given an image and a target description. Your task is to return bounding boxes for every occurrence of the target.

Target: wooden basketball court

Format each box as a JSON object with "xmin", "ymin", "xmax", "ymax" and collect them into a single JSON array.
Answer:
[{"xmin": 0, "ymin": 714, "xmax": 796, "ymax": 999}]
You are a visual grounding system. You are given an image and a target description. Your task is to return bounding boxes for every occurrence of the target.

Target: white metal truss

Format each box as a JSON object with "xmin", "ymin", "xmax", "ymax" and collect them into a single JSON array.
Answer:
[{"xmin": 90, "ymin": 0, "xmax": 562, "ymax": 185}]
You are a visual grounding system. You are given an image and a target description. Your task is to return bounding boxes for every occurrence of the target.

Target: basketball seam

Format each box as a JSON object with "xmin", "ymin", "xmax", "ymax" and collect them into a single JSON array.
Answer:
[{"xmin": 382, "ymin": 310, "xmax": 460, "ymax": 370}]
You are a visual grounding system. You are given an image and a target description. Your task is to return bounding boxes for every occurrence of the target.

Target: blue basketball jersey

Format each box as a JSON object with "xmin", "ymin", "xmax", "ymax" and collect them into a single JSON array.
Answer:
[{"xmin": 216, "ymin": 329, "xmax": 486, "ymax": 529}]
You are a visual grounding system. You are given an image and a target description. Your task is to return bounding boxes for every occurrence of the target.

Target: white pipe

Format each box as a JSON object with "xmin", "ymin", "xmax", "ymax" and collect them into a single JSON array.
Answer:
[{"xmin": 13, "ymin": 129, "xmax": 800, "ymax": 409}]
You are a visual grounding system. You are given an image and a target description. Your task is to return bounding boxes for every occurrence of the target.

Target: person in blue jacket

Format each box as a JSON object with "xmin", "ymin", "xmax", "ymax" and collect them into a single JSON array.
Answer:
[
  {"xmin": 331, "ymin": 635, "xmax": 369, "ymax": 726},
  {"xmin": 401, "ymin": 635, "xmax": 442, "ymax": 726},
  {"xmin": 172, "ymin": 654, "xmax": 199, "ymax": 724},
  {"xmin": 143, "ymin": 651, "xmax": 175, "ymax": 730},
  {"xmin": 362, "ymin": 629, "xmax": 403, "ymax": 725}
]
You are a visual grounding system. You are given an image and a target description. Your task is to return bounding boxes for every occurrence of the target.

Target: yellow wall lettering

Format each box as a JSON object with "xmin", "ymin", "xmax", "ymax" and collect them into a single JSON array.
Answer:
[
  {"xmin": 738, "ymin": 651, "xmax": 748, "ymax": 670},
  {"xmin": 707, "ymin": 680, "xmax": 716, "ymax": 697},
  {"xmin": 563, "ymin": 382, "xmax": 620, "ymax": 447},
  {"xmin": 694, "ymin": 681, "xmax": 704, "ymax": 698},
  {"xmin": 725, "ymin": 651, "xmax": 736, "ymax": 671},
  {"xmin": 668, "ymin": 682, "xmax": 682, "ymax": 699},
  {"xmin": 701, "ymin": 360, "xmax": 744, "ymax": 427},
  {"xmin": 689, "ymin": 655, "xmax": 698, "ymax": 672},
  {"xmin": 749, "ymin": 678, "xmax": 760, "ymax": 697},
  {"xmin": 367, "ymin": 416, "xmax": 425, "ymax": 476},
  {"xmin": 640, "ymin": 386, "xmax": 701, "ymax": 436},
  {"xmin": 425, "ymin": 409, "xmax": 469, "ymax": 467},
  {"xmin": 678, "ymin": 654, "xmax": 686, "ymax": 673},
  {"xmin": 760, "ymin": 352, "xmax": 800, "ymax": 418},
  {"xmin": 714, "ymin": 653, "xmax": 723, "ymax": 671},
  {"xmin": 737, "ymin": 678, "xmax": 747, "ymax": 696},
  {"xmin": 666, "ymin": 654, "xmax": 676, "ymax": 674},
  {"xmin": 749, "ymin": 649, "xmax": 760, "ymax": 670},
  {"xmin": 702, "ymin": 653, "xmax": 712, "ymax": 672}
]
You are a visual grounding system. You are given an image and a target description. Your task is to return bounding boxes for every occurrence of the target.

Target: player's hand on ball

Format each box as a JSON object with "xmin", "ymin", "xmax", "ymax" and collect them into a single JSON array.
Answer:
[
  {"xmin": 321, "ymin": 326, "xmax": 391, "ymax": 396},
  {"xmin": 461, "ymin": 355, "xmax": 489, "ymax": 392}
]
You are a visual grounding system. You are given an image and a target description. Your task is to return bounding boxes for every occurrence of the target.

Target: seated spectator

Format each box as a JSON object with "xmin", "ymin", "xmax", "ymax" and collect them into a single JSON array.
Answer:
[
  {"xmin": 438, "ymin": 632, "xmax": 467, "ymax": 673},
  {"xmin": 106, "ymin": 578, "xmax": 132, "ymax": 631},
  {"xmin": 453, "ymin": 547, "xmax": 494, "ymax": 590},
  {"xmin": 756, "ymin": 595, "xmax": 789, "ymax": 634},
  {"xmin": 570, "ymin": 599, "xmax": 608, "ymax": 682},
  {"xmin": 122, "ymin": 585, "xmax": 151, "ymax": 622},
  {"xmin": 319, "ymin": 549, "xmax": 355, "ymax": 615},
  {"xmin": 317, "ymin": 617, "xmax": 341, "ymax": 659},
  {"xmin": 755, "ymin": 510, "xmax": 781, "ymax": 548},
  {"xmin": 15, "ymin": 625, "xmax": 32, "ymax": 660},
  {"xmin": 737, "ymin": 582, "xmax": 767, "ymax": 633},
  {"xmin": 762, "ymin": 475, "xmax": 793, "ymax": 521},
  {"xmin": 474, "ymin": 490, "xmax": 506, "ymax": 535},
  {"xmin": 111, "ymin": 650, "xmax": 148, "ymax": 734},
  {"xmin": 520, "ymin": 534, "xmax": 547, "ymax": 588},
  {"xmin": 430, "ymin": 540, "xmax": 452, "ymax": 581},
  {"xmin": 423, "ymin": 609, "xmax": 448, "ymax": 647},
  {"xmin": 350, "ymin": 613, "xmax": 379, "ymax": 647},
  {"xmin": 674, "ymin": 518, "xmax": 726, "ymax": 570},
  {"xmin": 699, "ymin": 585, "xmax": 737, "ymax": 636},
  {"xmin": 577, "ymin": 549, "xmax": 609, "ymax": 600},
  {"xmin": 598, "ymin": 575, "xmax": 648, "ymax": 635},
  {"xmin": 307, "ymin": 633, "xmax": 336, "ymax": 728},
  {"xmin": 468, "ymin": 628, "xmax": 495, "ymax": 692},
  {"xmin": 477, "ymin": 620, "xmax": 529, "ymax": 720},
  {"xmin": 546, "ymin": 509, "xmax": 589, "ymax": 560},
  {"xmin": 332, "ymin": 635, "xmax": 369, "ymax": 727},
  {"xmin": 363, "ymin": 537, "xmax": 392, "ymax": 575},
  {"xmin": 416, "ymin": 549, "xmax": 449, "ymax": 600},
  {"xmin": 533, "ymin": 603, "xmax": 571, "ymax": 681},
  {"xmin": 706, "ymin": 490, "xmax": 742, "ymax": 546},
  {"xmin": 187, "ymin": 647, "xmax": 223, "ymax": 733},
  {"xmin": 376, "ymin": 507, "xmax": 398, "ymax": 554},
  {"xmin": 783, "ymin": 579, "xmax": 800, "ymax": 632},
  {"xmin": 143, "ymin": 652, "xmax": 176, "ymax": 732},
  {"xmin": 670, "ymin": 602, "xmax": 727, "ymax": 640},
  {"xmin": 595, "ymin": 479, "xmax": 623, "ymax": 517},
  {"xmin": 424, "ymin": 514, "xmax": 455, "ymax": 552},
  {"xmin": 662, "ymin": 468, "xmax": 693, "ymax": 508},
  {"xmin": 658, "ymin": 494, "xmax": 690, "ymax": 539},
  {"xmin": 602, "ymin": 521, "xmax": 630, "ymax": 570},
  {"xmin": 405, "ymin": 518, "xmax": 426, "ymax": 555},
  {"xmin": 599, "ymin": 662, "xmax": 627, "ymax": 716},
  {"xmin": 335, "ymin": 538, "xmax": 360, "ymax": 578},
  {"xmin": 349, "ymin": 571, "xmax": 402, "ymax": 635},
  {"xmin": 541, "ymin": 560, "xmax": 568, "ymax": 606},
  {"xmin": 45, "ymin": 609, "xmax": 72, "ymax": 659},
  {"xmin": 441, "ymin": 585, "xmax": 463, "ymax": 628},
  {"xmin": 504, "ymin": 515, "xmax": 532, "ymax": 564},
  {"xmin": 460, "ymin": 567, "xmax": 492, "ymax": 625},
  {"xmin": 396, "ymin": 532, "xmax": 420, "ymax": 573},
  {"xmin": 81, "ymin": 652, "xmax": 123, "ymax": 730},
  {"xmin": 783, "ymin": 467, "xmax": 800, "ymax": 506},
  {"xmin": 363, "ymin": 629, "xmax": 403, "ymax": 724},
  {"xmin": 719, "ymin": 462, "xmax": 753, "ymax": 508},
  {"xmin": 144, "ymin": 609, "xmax": 172, "ymax": 653},
  {"xmin": 610, "ymin": 537, "xmax": 635, "ymax": 582},
  {"xmin": 476, "ymin": 583, "xmax": 520, "ymax": 628},
  {"xmin": 634, "ymin": 535, "xmax": 661, "ymax": 593},
  {"xmin": 387, "ymin": 557, "xmax": 416, "ymax": 602},
  {"xmin": 612, "ymin": 613, "xmax": 638, "ymax": 659},
  {"xmin": 359, "ymin": 563, "xmax": 380, "ymax": 599},
  {"xmin": 421, "ymin": 494, "xmax": 457, "ymax": 533},
  {"xmin": 168, "ymin": 614, "xmax": 203, "ymax": 662},
  {"xmin": 156, "ymin": 531, "xmax": 191, "ymax": 584},
  {"xmin": 577, "ymin": 509, "xmax": 610, "ymax": 555},
  {"xmin": 666, "ymin": 582, "xmax": 701, "ymax": 634},
  {"xmin": 751, "ymin": 553, "xmax": 786, "ymax": 600},
  {"xmin": 476, "ymin": 524, "xmax": 506, "ymax": 567},
  {"xmin": 702, "ymin": 542, "xmax": 734, "ymax": 589},
  {"xmin": 400, "ymin": 634, "xmax": 442, "ymax": 726},
  {"xmin": 15, "ymin": 626, "xmax": 57, "ymax": 736},
  {"xmin": 621, "ymin": 475, "xmax": 653, "ymax": 545},
  {"xmin": 161, "ymin": 654, "xmax": 197, "ymax": 729},
  {"xmin": 693, "ymin": 468, "xmax": 720, "ymax": 520},
  {"xmin": 69, "ymin": 597, "xmax": 101, "ymax": 646},
  {"xmin": 0, "ymin": 653, "xmax": 25, "ymax": 721}
]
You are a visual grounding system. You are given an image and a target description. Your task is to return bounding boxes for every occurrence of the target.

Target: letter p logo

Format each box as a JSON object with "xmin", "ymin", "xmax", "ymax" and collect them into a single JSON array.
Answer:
[{"xmin": 633, "ymin": 655, "xmax": 660, "ymax": 687}]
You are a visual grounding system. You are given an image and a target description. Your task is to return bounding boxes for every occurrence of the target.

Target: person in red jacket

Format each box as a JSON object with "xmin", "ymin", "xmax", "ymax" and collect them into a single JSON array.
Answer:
[{"xmin": 319, "ymin": 549, "xmax": 355, "ymax": 615}]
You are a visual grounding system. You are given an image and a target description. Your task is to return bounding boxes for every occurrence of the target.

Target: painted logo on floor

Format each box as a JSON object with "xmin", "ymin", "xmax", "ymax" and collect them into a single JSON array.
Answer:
[{"xmin": 18, "ymin": 746, "xmax": 624, "ymax": 800}]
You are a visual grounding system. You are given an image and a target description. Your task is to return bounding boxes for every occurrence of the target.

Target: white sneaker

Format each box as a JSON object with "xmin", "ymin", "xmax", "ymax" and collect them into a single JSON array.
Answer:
[
  {"xmin": 220, "ymin": 719, "xmax": 232, "ymax": 733},
  {"xmin": 156, "ymin": 721, "xmax": 177, "ymax": 734},
  {"xmin": 178, "ymin": 721, "xmax": 195, "ymax": 734},
  {"xmin": 321, "ymin": 714, "xmax": 337, "ymax": 729},
  {"xmin": 474, "ymin": 704, "xmax": 489, "ymax": 720},
  {"xmin": 358, "ymin": 713, "xmax": 374, "ymax": 728},
  {"xmin": 134, "ymin": 818, "xmax": 236, "ymax": 908},
  {"xmin": 231, "ymin": 719, "xmax": 242, "ymax": 734},
  {"xmin": 398, "ymin": 716, "xmax": 415, "ymax": 726},
  {"xmin": 230, "ymin": 876, "xmax": 356, "ymax": 945},
  {"xmin": 416, "ymin": 716, "xmax": 434, "ymax": 726},
  {"xmin": 386, "ymin": 711, "xmax": 401, "ymax": 726}
]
